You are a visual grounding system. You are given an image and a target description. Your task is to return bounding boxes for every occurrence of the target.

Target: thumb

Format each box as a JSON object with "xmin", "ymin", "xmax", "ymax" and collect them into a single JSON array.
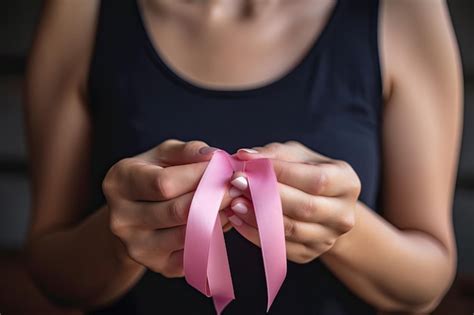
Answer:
[
  {"xmin": 143, "ymin": 139, "xmax": 219, "ymax": 166},
  {"xmin": 234, "ymin": 141, "xmax": 309, "ymax": 162}
]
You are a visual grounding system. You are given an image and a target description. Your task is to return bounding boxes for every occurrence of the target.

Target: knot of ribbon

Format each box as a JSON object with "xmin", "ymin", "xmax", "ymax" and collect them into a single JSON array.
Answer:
[{"xmin": 183, "ymin": 149, "xmax": 287, "ymax": 314}]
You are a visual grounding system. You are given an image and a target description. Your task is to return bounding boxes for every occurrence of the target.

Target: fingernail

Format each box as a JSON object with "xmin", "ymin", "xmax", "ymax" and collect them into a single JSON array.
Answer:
[
  {"xmin": 228, "ymin": 215, "xmax": 243, "ymax": 226},
  {"xmin": 199, "ymin": 146, "xmax": 218, "ymax": 155},
  {"xmin": 231, "ymin": 202, "xmax": 248, "ymax": 214},
  {"xmin": 229, "ymin": 187, "xmax": 242, "ymax": 198},
  {"xmin": 231, "ymin": 176, "xmax": 248, "ymax": 190},
  {"xmin": 238, "ymin": 148, "xmax": 259, "ymax": 154}
]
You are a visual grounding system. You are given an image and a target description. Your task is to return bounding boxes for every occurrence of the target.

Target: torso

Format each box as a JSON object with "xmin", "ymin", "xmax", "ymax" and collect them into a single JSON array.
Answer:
[{"xmin": 87, "ymin": 0, "xmax": 383, "ymax": 313}]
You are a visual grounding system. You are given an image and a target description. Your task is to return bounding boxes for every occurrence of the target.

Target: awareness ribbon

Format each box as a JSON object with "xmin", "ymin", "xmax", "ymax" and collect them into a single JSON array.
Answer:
[{"xmin": 183, "ymin": 149, "xmax": 287, "ymax": 314}]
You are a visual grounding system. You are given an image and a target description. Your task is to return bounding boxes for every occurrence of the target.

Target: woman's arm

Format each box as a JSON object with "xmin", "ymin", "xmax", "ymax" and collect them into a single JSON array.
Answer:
[
  {"xmin": 24, "ymin": 4, "xmax": 233, "ymax": 309},
  {"xmin": 321, "ymin": 0, "xmax": 462, "ymax": 312},
  {"xmin": 225, "ymin": 0, "xmax": 462, "ymax": 312},
  {"xmin": 24, "ymin": 0, "xmax": 145, "ymax": 307}
]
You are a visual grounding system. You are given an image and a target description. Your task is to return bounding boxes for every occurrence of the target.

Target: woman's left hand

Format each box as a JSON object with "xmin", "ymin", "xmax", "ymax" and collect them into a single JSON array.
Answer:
[{"xmin": 225, "ymin": 141, "xmax": 361, "ymax": 264}]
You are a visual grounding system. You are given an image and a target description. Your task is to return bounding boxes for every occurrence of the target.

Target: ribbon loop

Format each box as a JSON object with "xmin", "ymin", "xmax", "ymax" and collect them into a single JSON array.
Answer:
[{"xmin": 184, "ymin": 150, "xmax": 287, "ymax": 314}]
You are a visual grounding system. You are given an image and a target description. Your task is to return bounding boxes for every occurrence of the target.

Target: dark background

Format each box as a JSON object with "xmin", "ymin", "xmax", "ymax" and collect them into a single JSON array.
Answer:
[{"xmin": 0, "ymin": 1, "xmax": 472, "ymax": 314}]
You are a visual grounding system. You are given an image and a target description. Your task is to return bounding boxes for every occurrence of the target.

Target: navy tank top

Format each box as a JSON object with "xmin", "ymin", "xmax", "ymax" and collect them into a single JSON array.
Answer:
[{"xmin": 87, "ymin": 0, "xmax": 383, "ymax": 314}]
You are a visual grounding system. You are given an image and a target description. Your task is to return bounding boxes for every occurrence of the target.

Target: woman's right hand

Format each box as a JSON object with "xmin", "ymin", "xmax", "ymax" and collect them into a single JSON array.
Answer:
[{"xmin": 102, "ymin": 140, "xmax": 235, "ymax": 278}]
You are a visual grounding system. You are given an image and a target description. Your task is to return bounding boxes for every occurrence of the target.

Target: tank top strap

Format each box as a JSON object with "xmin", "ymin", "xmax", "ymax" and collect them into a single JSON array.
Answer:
[
  {"xmin": 88, "ymin": 0, "xmax": 146, "ymax": 107},
  {"xmin": 329, "ymin": 0, "xmax": 383, "ymax": 107}
]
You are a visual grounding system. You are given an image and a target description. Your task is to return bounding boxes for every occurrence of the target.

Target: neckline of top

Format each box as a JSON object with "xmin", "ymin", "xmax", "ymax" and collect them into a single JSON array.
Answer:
[{"xmin": 134, "ymin": 0, "xmax": 342, "ymax": 98}]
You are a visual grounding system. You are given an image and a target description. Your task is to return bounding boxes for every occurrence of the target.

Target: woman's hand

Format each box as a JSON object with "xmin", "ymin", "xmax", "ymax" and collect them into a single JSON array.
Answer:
[
  {"xmin": 225, "ymin": 141, "xmax": 361, "ymax": 264},
  {"xmin": 102, "ymin": 139, "xmax": 234, "ymax": 277}
]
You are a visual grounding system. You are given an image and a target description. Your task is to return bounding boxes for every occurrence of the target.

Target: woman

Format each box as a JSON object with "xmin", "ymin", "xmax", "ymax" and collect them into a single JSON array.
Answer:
[{"xmin": 24, "ymin": 0, "xmax": 462, "ymax": 314}]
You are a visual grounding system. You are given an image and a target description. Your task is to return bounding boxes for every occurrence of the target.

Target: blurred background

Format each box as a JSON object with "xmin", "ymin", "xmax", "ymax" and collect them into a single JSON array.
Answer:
[{"xmin": 0, "ymin": 1, "xmax": 472, "ymax": 314}]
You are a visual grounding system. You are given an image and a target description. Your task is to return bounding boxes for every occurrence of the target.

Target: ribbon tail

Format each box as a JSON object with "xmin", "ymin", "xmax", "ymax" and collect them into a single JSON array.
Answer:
[
  {"xmin": 246, "ymin": 159, "xmax": 287, "ymax": 312},
  {"xmin": 184, "ymin": 150, "xmax": 235, "ymax": 314},
  {"xmin": 208, "ymin": 215, "xmax": 235, "ymax": 314}
]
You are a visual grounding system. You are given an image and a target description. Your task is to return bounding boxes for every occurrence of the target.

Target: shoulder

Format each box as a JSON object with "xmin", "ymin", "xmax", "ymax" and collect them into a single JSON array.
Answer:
[
  {"xmin": 26, "ymin": 0, "xmax": 101, "ymax": 98},
  {"xmin": 379, "ymin": 0, "xmax": 462, "ymax": 102}
]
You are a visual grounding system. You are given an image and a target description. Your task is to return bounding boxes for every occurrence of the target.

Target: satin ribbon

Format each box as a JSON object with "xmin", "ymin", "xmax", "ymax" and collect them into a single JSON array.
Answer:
[{"xmin": 183, "ymin": 149, "xmax": 287, "ymax": 314}]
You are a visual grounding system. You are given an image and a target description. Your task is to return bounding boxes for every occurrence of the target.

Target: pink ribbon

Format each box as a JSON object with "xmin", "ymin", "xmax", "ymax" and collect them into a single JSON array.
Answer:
[{"xmin": 183, "ymin": 149, "xmax": 287, "ymax": 314}]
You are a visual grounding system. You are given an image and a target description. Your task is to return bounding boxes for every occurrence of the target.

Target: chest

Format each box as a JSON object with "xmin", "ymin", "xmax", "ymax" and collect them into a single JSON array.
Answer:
[{"xmin": 138, "ymin": 0, "xmax": 336, "ymax": 90}]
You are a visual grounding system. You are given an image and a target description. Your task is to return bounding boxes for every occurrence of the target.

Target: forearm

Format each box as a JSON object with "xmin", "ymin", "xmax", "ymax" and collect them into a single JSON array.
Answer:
[
  {"xmin": 26, "ymin": 205, "xmax": 145, "ymax": 308},
  {"xmin": 320, "ymin": 201, "xmax": 456, "ymax": 312}
]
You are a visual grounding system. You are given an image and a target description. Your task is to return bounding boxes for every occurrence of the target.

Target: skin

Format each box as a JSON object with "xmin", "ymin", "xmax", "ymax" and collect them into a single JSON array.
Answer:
[{"xmin": 24, "ymin": 0, "xmax": 462, "ymax": 313}]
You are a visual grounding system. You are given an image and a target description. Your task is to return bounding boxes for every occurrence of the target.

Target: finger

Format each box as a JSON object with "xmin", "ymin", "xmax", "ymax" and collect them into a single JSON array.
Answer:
[
  {"xmin": 227, "ymin": 217, "xmax": 319, "ymax": 264},
  {"xmin": 154, "ymin": 225, "xmax": 187, "ymax": 252},
  {"xmin": 229, "ymin": 185, "xmax": 352, "ymax": 244},
  {"xmin": 211, "ymin": 208, "xmax": 235, "ymax": 232},
  {"xmin": 135, "ymin": 219, "xmax": 231, "ymax": 259},
  {"xmin": 229, "ymin": 172, "xmax": 252, "ymax": 200},
  {"xmin": 131, "ymin": 187, "xmax": 235, "ymax": 229},
  {"xmin": 235, "ymin": 141, "xmax": 331, "ymax": 163},
  {"xmin": 279, "ymin": 183, "xmax": 354, "ymax": 233},
  {"xmin": 122, "ymin": 160, "xmax": 209, "ymax": 201},
  {"xmin": 154, "ymin": 218, "xmax": 231, "ymax": 275},
  {"xmin": 222, "ymin": 221, "xmax": 233, "ymax": 232},
  {"xmin": 230, "ymin": 171, "xmax": 249, "ymax": 191},
  {"xmin": 274, "ymin": 160, "xmax": 356, "ymax": 197},
  {"xmin": 151, "ymin": 162, "xmax": 209, "ymax": 200},
  {"xmin": 230, "ymin": 217, "xmax": 261, "ymax": 247},
  {"xmin": 283, "ymin": 216, "xmax": 336, "ymax": 246},
  {"xmin": 230, "ymin": 197, "xmax": 257, "ymax": 227},
  {"xmin": 230, "ymin": 183, "xmax": 335, "ymax": 227},
  {"xmin": 234, "ymin": 146, "xmax": 352, "ymax": 197},
  {"xmin": 286, "ymin": 241, "xmax": 318, "ymax": 264},
  {"xmin": 273, "ymin": 160, "xmax": 328, "ymax": 196},
  {"xmin": 124, "ymin": 225, "xmax": 186, "ymax": 263},
  {"xmin": 229, "ymin": 184, "xmax": 349, "ymax": 232},
  {"xmin": 140, "ymin": 210, "xmax": 232, "ymax": 256},
  {"xmin": 229, "ymin": 185, "xmax": 330, "ymax": 228},
  {"xmin": 229, "ymin": 192, "xmax": 334, "ymax": 245},
  {"xmin": 218, "ymin": 210, "xmax": 233, "ymax": 232},
  {"xmin": 149, "ymin": 139, "xmax": 219, "ymax": 166},
  {"xmin": 278, "ymin": 183, "xmax": 337, "ymax": 223},
  {"xmin": 232, "ymin": 148, "xmax": 267, "ymax": 161},
  {"xmin": 231, "ymin": 183, "xmax": 344, "ymax": 227}
]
